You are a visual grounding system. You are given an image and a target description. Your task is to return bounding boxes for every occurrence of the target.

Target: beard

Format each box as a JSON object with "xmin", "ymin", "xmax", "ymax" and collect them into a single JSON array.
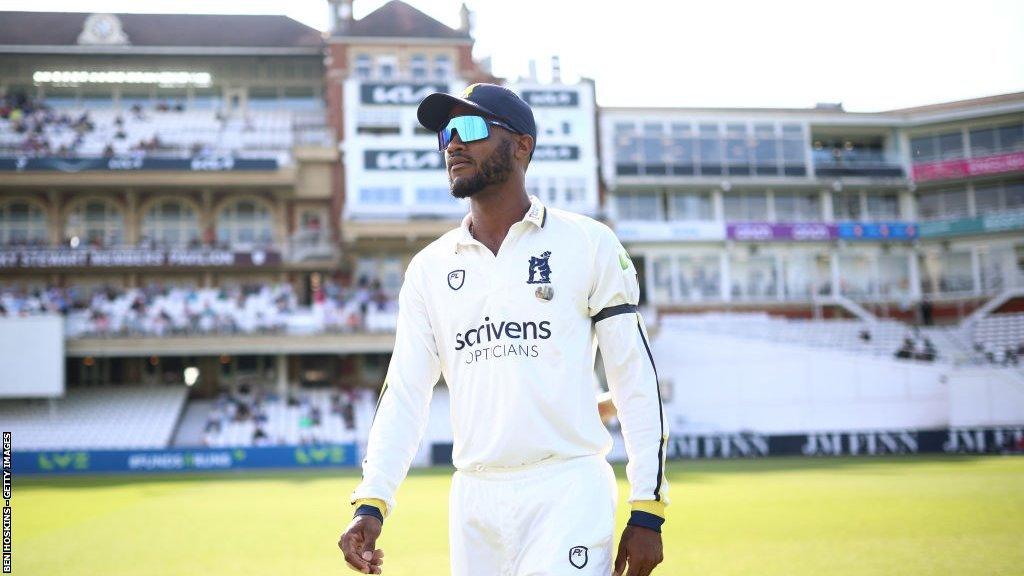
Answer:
[{"xmin": 449, "ymin": 138, "xmax": 514, "ymax": 199}]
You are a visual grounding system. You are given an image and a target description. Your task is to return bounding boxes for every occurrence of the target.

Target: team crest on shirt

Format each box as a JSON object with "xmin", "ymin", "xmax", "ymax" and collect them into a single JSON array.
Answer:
[
  {"xmin": 447, "ymin": 269, "xmax": 465, "ymax": 290},
  {"xmin": 527, "ymin": 251, "xmax": 552, "ymax": 284},
  {"xmin": 569, "ymin": 546, "xmax": 588, "ymax": 569}
]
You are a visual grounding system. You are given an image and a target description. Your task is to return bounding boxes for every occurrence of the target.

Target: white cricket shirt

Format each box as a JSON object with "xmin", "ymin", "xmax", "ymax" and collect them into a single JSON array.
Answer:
[{"xmin": 352, "ymin": 195, "xmax": 668, "ymax": 521}]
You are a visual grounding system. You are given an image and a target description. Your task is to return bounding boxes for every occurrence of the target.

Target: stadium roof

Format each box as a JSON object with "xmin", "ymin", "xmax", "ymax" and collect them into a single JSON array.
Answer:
[
  {"xmin": 0, "ymin": 11, "xmax": 324, "ymax": 54},
  {"xmin": 332, "ymin": 0, "xmax": 471, "ymax": 41}
]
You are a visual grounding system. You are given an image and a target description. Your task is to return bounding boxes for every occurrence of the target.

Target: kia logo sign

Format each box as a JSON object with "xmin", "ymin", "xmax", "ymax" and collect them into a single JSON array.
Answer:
[
  {"xmin": 532, "ymin": 145, "xmax": 580, "ymax": 161},
  {"xmin": 520, "ymin": 90, "xmax": 579, "ymax": 107},
  {"xmin": 360, "ymin": 83, "xmax": 448, "ymax": 105},
  {"xmin": 364, "ymin": 150, "xmax": 444, "ymax": 171}
]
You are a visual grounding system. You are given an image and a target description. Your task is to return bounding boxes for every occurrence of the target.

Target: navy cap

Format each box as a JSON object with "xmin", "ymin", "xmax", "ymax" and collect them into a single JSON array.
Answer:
[{"xmin": 417, "ymin": 83, "xmax": 537, "ymax": 142}]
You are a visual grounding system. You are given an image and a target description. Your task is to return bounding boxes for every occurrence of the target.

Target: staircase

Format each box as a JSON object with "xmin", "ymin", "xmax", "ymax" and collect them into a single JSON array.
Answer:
[{"xmin": 171, "ymin": 399, "xmax": 214, "ymax": 447}]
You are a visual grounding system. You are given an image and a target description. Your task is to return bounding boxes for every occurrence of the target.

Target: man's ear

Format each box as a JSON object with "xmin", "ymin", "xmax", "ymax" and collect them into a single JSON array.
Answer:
[{"xmin": 516, "ymin": 134, "xmax": 535, "ymax": 162}]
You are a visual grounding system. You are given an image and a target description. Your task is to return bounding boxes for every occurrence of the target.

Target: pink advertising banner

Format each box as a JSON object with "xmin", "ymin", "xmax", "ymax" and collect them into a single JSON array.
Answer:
[{"xmin": 912, "ymin": 151, "xmax": 1024, "ymax": 182}]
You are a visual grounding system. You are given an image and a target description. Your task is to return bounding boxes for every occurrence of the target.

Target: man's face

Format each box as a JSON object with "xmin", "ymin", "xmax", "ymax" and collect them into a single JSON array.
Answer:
[{"xmin": 443, "ymin": 106, "xmax": 516, "ymax": 199}]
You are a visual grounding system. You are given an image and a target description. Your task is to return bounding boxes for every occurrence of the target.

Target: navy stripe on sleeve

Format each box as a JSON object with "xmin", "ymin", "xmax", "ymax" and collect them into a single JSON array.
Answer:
[
  {"xmin": 592, "ymin": 303, "xmax": 638, "ymax": 323},
  {"xmin": 636, "ymin": 321, "xmax": 666, "ymax": 502}
]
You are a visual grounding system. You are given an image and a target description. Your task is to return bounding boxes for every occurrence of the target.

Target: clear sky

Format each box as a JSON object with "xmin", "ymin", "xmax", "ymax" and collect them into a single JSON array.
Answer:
[{"xmin": 1, "ymin": 0, "xmax": 1022, "ymax": 111}]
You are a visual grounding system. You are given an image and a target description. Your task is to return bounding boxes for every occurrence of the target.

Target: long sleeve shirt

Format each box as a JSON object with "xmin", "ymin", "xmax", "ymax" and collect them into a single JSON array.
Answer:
[{"xmin": 351, "ymin": 195, "xmax": 668, "ymax": 526}]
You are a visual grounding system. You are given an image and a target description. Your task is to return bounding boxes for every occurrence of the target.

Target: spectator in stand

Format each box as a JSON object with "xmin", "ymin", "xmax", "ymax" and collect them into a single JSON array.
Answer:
[
  {"xmin": 895, "ymin": 337, "xmax": 914, "ymax": 360},
  {"xmin": 1004, "ymin": 346, "xmax": 1019, "ymax": 366},
  {"xmin": 252, "ymin": 426, "xmax": 271, "ymax": 446}
]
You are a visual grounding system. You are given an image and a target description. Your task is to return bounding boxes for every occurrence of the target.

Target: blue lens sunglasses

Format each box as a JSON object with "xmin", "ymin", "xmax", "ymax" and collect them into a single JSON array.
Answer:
[{"xmin": 437, "ymin": 115, "xmax": 520, "ymax": 151}]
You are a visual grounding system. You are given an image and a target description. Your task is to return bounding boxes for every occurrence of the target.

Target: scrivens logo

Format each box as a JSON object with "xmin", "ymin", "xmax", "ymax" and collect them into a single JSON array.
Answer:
[{"xmin": 455, "ymin": 316, "xmax": 552, "ymax": 364}]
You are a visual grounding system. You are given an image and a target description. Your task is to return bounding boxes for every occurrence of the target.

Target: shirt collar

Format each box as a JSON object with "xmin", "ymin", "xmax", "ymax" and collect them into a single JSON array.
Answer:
[{"xmin": 456, "ymin": 195, "xmax": 548, "ymax": 247}]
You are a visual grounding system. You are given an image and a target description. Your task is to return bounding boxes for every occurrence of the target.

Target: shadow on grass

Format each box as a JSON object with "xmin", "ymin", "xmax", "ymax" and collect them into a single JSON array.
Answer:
[{"xmin": 17, "ymin": 455, "xmax": 1012, "ymax": 490}]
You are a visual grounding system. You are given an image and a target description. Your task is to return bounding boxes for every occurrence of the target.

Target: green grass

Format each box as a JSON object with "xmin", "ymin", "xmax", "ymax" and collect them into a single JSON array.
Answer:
[{"xmin": 12, "ymin": 456, "xmax": 1024, "ymax": 575}]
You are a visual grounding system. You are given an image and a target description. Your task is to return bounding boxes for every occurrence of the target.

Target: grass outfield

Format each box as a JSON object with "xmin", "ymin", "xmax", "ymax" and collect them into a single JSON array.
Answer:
[{"xmin": 13, "ymin": 455, "xmax": 1024, "ymax": 575}]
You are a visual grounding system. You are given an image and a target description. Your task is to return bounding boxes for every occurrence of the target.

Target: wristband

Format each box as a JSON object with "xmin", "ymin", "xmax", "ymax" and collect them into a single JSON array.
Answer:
[
  {"xmin": 627, "ymin": 510, "xmax": 664, "ymax": 533},
  {"xmin": 354, "ymin": 504, "xmax": 384, "ymax": 525}
]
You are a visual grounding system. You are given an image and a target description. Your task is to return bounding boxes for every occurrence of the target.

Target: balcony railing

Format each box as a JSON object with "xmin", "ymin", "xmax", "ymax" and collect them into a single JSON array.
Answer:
[{"xmin": 812, "ymin": 152, "xmax": 904, "ymax": 178}]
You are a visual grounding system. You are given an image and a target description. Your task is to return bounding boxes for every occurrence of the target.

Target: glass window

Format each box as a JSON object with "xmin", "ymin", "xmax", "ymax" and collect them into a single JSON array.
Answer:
[
  {"xmin": 410, "ymin": 54, "xmax": 427, "ymax": 80},
  {"xmin": 970, "ymin": 127, "xmax": 997, "ymax": 157},
  {"xmin": 730, "ymin": 254, "xmax": 778, "ymax": 299},
  {"xmin": 641, "ymin": 123, "xmax": 666, "ymax": 174},
  {"xmin": 781, "ymin": 138, "xmax": 804, "ymax": 162},
  {"xmin": 724, "ymin": 123, "xmax": 749, "ymax": 175},
  {"xmin": 938, "ymin": 131, "xmax": 964, "ymax": 160},
  {"xmin": 616, "ymin": 192, "xmax": 661, "ymax": 221},
  {"xmin": 723, "ymin": 192, "xmax": 768, "ymax": 221},
  {"xmin": 865, "ymin": 193, "xmax": 899, "ymax": 220},
  {"xmin": 354, "ymin": 54, "xmax": 372, "ymax": 79},
  {"xmin": 774, "ymin": 191, "xmax": 820, "ymax": 221},
  {"xmin": 677, "ymin": 254, "xmax": 721, "ymax": 301},
  {"xmin": 921, "ymin": 251, "xmax": 973, "ymax": 294},
  {"xmin": 358, "ymin": 187, "xmax": 402, "ymax": 205},
  {"xmin": 754, "ymin": 138, "xmax": 778, "ymax": 165},
  {"xmin": 669, "ymin": 192, "xmax": 712, "ymax": 220},
  {"xmin": 650, "ymin": 255, "xmax": 673, "ymax": 303},
  {"xmin": 377, "ymin": 56, "xmax": 397, "ymax": 80},
  {"xmin": 698, "ymin": 124, "xmax": 722, "ymax": 176},
  {"xmin": 832, "ymin": 191, "xmax": 862, "ymax": 220},
  {"xmin": 0, "ymin": 200, "xmax": 48, "ymax": 246},
  {"xmin": 142, "ymin": 199, "xmax": 199, "ymax": 248},
  {"xmin": 668, "ymin": 124, "xmax": 695, "ymax": 174},
  {"xmin": 415, "ymin": 187, "xmax": 456, "ymax": 205},
  {"xmin": 942, "ymin": 188, "xmax": 969, "ymax": 217},
  {"xmin": 65, "ymin": 199, "xmax": 123, "ymax": 248},
  {"xmin": 918, "ymin": 188, "xmax": 968, "ymax": 219},
  {"xmin": 1005, "ymin": 180, "xmax": 1024, "ymax": 210},
  {"xmin": 974, "ymin": 183, "xmax": 1002, "ymax": 215},
  {"xmin": 911, "ymin": 136, "xmax": 937, "ymax": 162},
  {"xmin": 878, "ymin": 254, "xmax": 911, "ymax": 298},
  {"xmin": 998, "ymin": 123, "xmax": 1024, "ymax": 153},
  {"xmin": 614, "ymin": 123, "xmax": 640, "ymax": 175},
  {"xmin": 563, "ymin": 178, "xmax": 587, "ymax": 206},
  {"xmin": 433, "ymin": 55, "xmax": 452, "ymax": 80},
  {"xmin": 838, "ymin": 253, "xmax": 874, "ymax": 297},
  {"xmin": 216, "ymin": 199, "xmax": 273, "ymax": 247},
  {"xmin": 784, "ymin": 251, "xmax": 831, "ymax": 298}
]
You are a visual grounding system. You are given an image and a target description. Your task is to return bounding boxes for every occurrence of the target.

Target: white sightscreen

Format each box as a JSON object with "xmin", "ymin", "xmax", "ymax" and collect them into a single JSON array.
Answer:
[{"xmin": 0, "ymin": 315, "xmax": 64, "ymax": 398}]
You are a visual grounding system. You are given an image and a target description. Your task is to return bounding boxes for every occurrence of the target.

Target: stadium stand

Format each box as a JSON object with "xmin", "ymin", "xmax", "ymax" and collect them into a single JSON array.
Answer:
[
  {"xmin": 0, "ymin": 95, "xmax": 319, "ymax": 162},
  {"xmin": 199, "ymin": 387, "xmax": 373, "ymax": 447},
  {"xmin": 0, "ymin": 281, "xmax": 398, "ymax": 336},
  {"xmin": 970, "ymin": 311, "xmax": 1024, "ymax": 365},
  {"xmin": 0, "ymin": 385, "xmax": 187, "ymax": 450},
  {"xmin": 659, "ymin": 313, "xmax": 970, "ymax": 364}
]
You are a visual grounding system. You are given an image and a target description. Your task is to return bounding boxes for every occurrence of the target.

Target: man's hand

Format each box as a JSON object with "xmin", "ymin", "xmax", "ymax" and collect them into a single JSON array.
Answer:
[
  {"xmin": 338, "ymin": 515, "xmax": 384, "ymax": 574},
  {"xmin": 613, "ymin": 524, "xmax": 664, "ymax": 576}
]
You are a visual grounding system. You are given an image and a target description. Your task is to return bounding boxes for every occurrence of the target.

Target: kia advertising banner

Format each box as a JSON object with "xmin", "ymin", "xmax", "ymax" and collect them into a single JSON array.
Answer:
[
  {"xmin": 519, "ymin": 89, "xmax": 580, "ymax": 107},
  {"xmin": 364, "ymin": 149, "xmax": 443, "ymax": 171},
  {"xmin": 359, "ymin": 83, "xmax": 448, "ymax": 106}
]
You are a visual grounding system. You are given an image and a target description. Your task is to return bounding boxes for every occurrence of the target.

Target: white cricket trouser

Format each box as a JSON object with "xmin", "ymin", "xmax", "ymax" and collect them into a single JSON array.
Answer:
[{"xmin": 449, "ymin": 454, "xmax": 617, "ymax": 576}]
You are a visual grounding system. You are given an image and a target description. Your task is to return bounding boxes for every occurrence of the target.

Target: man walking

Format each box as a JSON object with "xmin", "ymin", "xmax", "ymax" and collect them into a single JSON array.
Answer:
[{"xmin": 339, "ymin": 83, "xmax": 668, "ymax": 576}]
